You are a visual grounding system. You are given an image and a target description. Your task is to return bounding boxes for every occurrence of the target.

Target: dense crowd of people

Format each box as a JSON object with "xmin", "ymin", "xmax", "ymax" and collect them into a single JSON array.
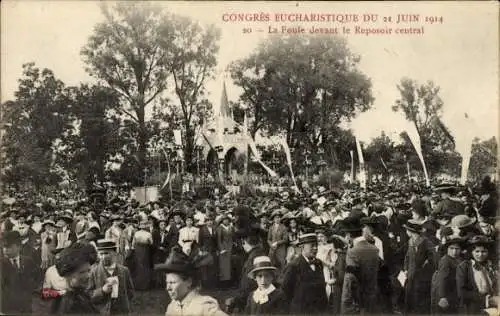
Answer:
[{"xmin": 0, "ymin": 174, "xmax": 498, "ymax": 315}]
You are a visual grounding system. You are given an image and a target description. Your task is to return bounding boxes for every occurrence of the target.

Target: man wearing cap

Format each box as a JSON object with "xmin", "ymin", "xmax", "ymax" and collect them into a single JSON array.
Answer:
[
  {"xmin": 0, "ymin": 230, "xmax": 39, "ymax": 314},
  {"xmin": 88, "ymin": 239, "xmax": 135, "ymax": 315},
  {"xmin": 281, "ymin": 233, "xmax": 328, "ymax": 314}
]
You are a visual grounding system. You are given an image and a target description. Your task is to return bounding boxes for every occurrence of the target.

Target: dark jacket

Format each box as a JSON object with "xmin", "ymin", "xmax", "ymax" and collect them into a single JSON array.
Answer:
[
  {"xmin": 347, "ymin": 239, "xmax": 380, "ymax": 313},
  {"xmin": 432, "ymin": 254, "xmax": 461, "ymax": 313},
  {"xmin": 233, "ymin": 245, "xmax": 267, "ymax": 311},
  {"xmin": 341, "ymin": 265, "xmax": 362, "ymax": 314},
  {"xmin": 456, "ymin": 259, "xmax": 497, "ymax": 314},
  {"xmin": 87, "ymin": 262, "xmax": 135, "ymax": 315},
  {"xmin": 0, "ymin": 255, "xmax": 39, "ymax": 314},
  {"xmin": 198, "ymin": 225, "xmax": 218, "ymax": 254},
  {"xmin": 281, "ymin": 256, "xmax": 328, "ymax": 314},
  {"xmin": 404, "ymin": 236, "xmax": 436, "ymax": 314},
  {"xmin": 244, "ymin": 287, "xmax": 288, "ymax": 315},
  {"xmin": 56, "ymin": 288, "xmax": 100, "ymax": 314}
]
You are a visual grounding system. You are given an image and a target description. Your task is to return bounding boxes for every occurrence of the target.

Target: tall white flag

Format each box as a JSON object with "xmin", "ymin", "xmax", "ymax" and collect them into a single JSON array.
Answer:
[{"xmin": 405, "ymin": 123, "xmax": 430, "ymax": 186}]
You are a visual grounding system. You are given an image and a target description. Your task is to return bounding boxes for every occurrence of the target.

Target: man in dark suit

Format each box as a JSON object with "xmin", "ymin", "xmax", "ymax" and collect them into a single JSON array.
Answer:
[
  {"xmin": 198, "ymin": 215, "xmax": 218, "ymax": 289},
  {"xmin": 0, "ymin": 230, "xmax": 39, "ymax": 314},
  {"xmin": 346, "ymin": 217, "xmax": 382, "ymax": 314},
  {"xmin": 281, "ymin": 233, "xmax": 328, "ymax": 314},
  {"xmin": 88, "ymin": 239, "xmax": 135, "ymax": 315}
]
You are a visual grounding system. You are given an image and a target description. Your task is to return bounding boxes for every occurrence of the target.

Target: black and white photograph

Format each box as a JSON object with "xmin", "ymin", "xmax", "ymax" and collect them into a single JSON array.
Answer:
[{"xmin": 1, "ymin": 1, "xmax": 499, "ymax": 315}]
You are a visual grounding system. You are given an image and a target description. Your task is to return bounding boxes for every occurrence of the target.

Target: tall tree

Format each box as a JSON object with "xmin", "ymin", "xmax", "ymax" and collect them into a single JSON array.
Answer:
[
  {"xmin": 58, "ymin": 84, "xmax": 122, "ymax": 189},
  {"xmin": 1, "ymin": 63, "xmax": 72, "ymax": 189},
  {"xmin": 392, "ymin": 78, "xmax": 456, "ymax": 176},
  {"xmin": 229, "ymin": 35, "xmax": 373, "ymax": 157},
  {"xmin": 81, "ymin": 2, "xmax": 174, "ymax": 181},
  {"xmin": 364, "ymin": 132, "xmax": 395, "ymax": 175},
  {"xmin": 469, "ymin": 137, "xmax": 497, "ymax": 181},
  {"xmin": 165, "ymin": 15, "xmax": 220, "ymax": 172}
]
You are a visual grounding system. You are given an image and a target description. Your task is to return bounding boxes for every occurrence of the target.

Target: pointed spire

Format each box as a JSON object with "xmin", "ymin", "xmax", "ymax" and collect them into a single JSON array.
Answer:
[{"xmin": 220, "ymin": 81, "xmax": 231, "ymax": 118}]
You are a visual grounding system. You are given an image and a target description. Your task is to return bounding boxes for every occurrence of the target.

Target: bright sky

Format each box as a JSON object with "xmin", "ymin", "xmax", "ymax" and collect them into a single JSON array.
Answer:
[{"xmin": 2, "ymin": 1, "xmax": 498, "ymax": 143}]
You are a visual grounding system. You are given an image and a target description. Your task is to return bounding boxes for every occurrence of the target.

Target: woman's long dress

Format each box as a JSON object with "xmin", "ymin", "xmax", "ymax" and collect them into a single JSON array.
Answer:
[
  {"xmin": 216, "ymin": 224, "xmax": 234, "ymax": 282},
  {"xmin": 132, "ymin": 229, "xmax": 153, "ymax": 291}
]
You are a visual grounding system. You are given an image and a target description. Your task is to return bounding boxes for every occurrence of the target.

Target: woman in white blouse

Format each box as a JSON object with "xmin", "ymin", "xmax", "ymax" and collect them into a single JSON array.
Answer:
[{"xmin": 178, "ymin": 215, "xmax": 199, "ymax": 256}]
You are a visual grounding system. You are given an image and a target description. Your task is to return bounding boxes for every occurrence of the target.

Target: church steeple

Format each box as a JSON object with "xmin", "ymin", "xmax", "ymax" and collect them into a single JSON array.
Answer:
[{"xmin": 219, "ymin": 81, "xmax": 232, "ymax": 118}]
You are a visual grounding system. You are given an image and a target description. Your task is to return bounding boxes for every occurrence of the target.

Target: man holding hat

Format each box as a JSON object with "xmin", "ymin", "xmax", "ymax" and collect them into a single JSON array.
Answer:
[
  {"xmin": 0, "ymin": 230, "xmax": 39, "ymax": 314},
  {"xmin": 88, "ymin": 239, "xmax": 135, "ymax": 315},
  {"xmin": 281, "ymin": 233, "xmax": 328, "ymax": 314}
]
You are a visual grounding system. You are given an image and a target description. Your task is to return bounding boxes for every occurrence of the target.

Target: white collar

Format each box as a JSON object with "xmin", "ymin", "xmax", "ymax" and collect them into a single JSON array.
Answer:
[{"xmin": 253, "ymin": 284, "xmax": 276, "ymax": 304}]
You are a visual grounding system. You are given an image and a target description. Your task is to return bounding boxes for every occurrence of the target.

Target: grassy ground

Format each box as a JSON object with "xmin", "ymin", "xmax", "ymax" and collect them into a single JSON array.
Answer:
[{"xmin": 34, "ymin": 288, "xmax": 237, "ymax": 315}]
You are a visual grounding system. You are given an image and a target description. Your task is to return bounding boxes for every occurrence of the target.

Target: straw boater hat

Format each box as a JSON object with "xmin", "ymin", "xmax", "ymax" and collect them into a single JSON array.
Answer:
[
  {"xmin": 247, "ymin": 256, "xmax": 277, "ymax": 279},
  {"xmin": 296, "ymin": 233, "xmax": 318, "ymax": 246},
  {"xmin": 96, "ymin": 239, "xmax": 117, "ymax": 251}
]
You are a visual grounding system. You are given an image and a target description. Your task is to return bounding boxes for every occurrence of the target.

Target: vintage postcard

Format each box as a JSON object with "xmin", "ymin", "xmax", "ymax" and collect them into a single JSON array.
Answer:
[{"xmin": 1, "ymin": 1, "xmax": 498, "ymax": 315}]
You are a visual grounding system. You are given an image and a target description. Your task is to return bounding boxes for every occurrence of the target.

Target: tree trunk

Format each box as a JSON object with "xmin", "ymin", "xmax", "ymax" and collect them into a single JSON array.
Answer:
[{"xmin": 137, "ymin": 106, "xmax": 147, "ymax": 186}]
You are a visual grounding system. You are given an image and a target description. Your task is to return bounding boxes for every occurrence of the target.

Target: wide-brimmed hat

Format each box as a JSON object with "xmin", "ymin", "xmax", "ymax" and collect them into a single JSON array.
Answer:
[
  {"xmin": 443, "ymin": 235, "xmax": 466, "ymax": 248},
  {"xmin": 96, "ymin": 239, "xmax": 117, "ymax": 251},
  {"xmin": 57, "ymin": 212, "xmax": 73, "ymax": 224},
  {"xmin": 340, "ymin": 216, "xmax": 362, "ymax": 233},
  {"xmin": 451, "ymin": 215, "xmax": 476, "ymax": 229},
  {"xmin": 403, "ymin": 220, "xmax": 424, "ymax": 233},
  {"xmin": 433, "ymin": 183, "xmax": 458, "ymax": 194},
  {"xmin": 281, "ymin": 212, "xmax": 300, "ymax": 225},
  {"xmin": 468, "ymin": 235, "xmax": 494, "ymax": 248},
  {"xmin": 42, "ymin": 219, "xmax": 56, "ymax": 228},
  {"xmin": 154, "ymin": 246, "xmax": 212, "ymax": 274},
  {"xmin": 296, "ymin": 233, "xmax": 318, "ymax": 245},
  {"xmin": 360, "ymin": 216, "xmax": 379, "ymax": 227},
  {"xmin": 247, "ymin": 256, "xmax": 277, "ymax": 279}
]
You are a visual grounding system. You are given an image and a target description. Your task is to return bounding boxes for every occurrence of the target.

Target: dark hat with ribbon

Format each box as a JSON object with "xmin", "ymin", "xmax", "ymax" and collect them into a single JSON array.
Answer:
[
  {"xmin": 443, "ymin": 235, "xmax": 466, "ymax": 248},
  {"xmin": 467, "ymin": 235, "xmax": 494, "ymax": 248},
  {"xmin": 96, "ymin": 239, "xmax": 117, "ymax": 251},
  {"xmin": 403, "ymin": 220, "xmax": 424, "ymax": 233},
  {"xmin": 296, "ymin": 233, "xmax": 318, "ymax": 245},
  {"xmin": 154, "ymin": 246, "xmax": 212, "ymax": 275},
  {"xmin": 56, "ymin": 242, "xmax": 97, "ymax": 277},
  {"xmin": 247, "ymin": 256, "xmax": 277, "ymax": 279},
  {"xmin": 433, "ymin": 183, "xmax": 458, "ymax": 194},
  {"xmin": 340, "ymin": 216, "xmax": 362, "ymax": 233}
]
